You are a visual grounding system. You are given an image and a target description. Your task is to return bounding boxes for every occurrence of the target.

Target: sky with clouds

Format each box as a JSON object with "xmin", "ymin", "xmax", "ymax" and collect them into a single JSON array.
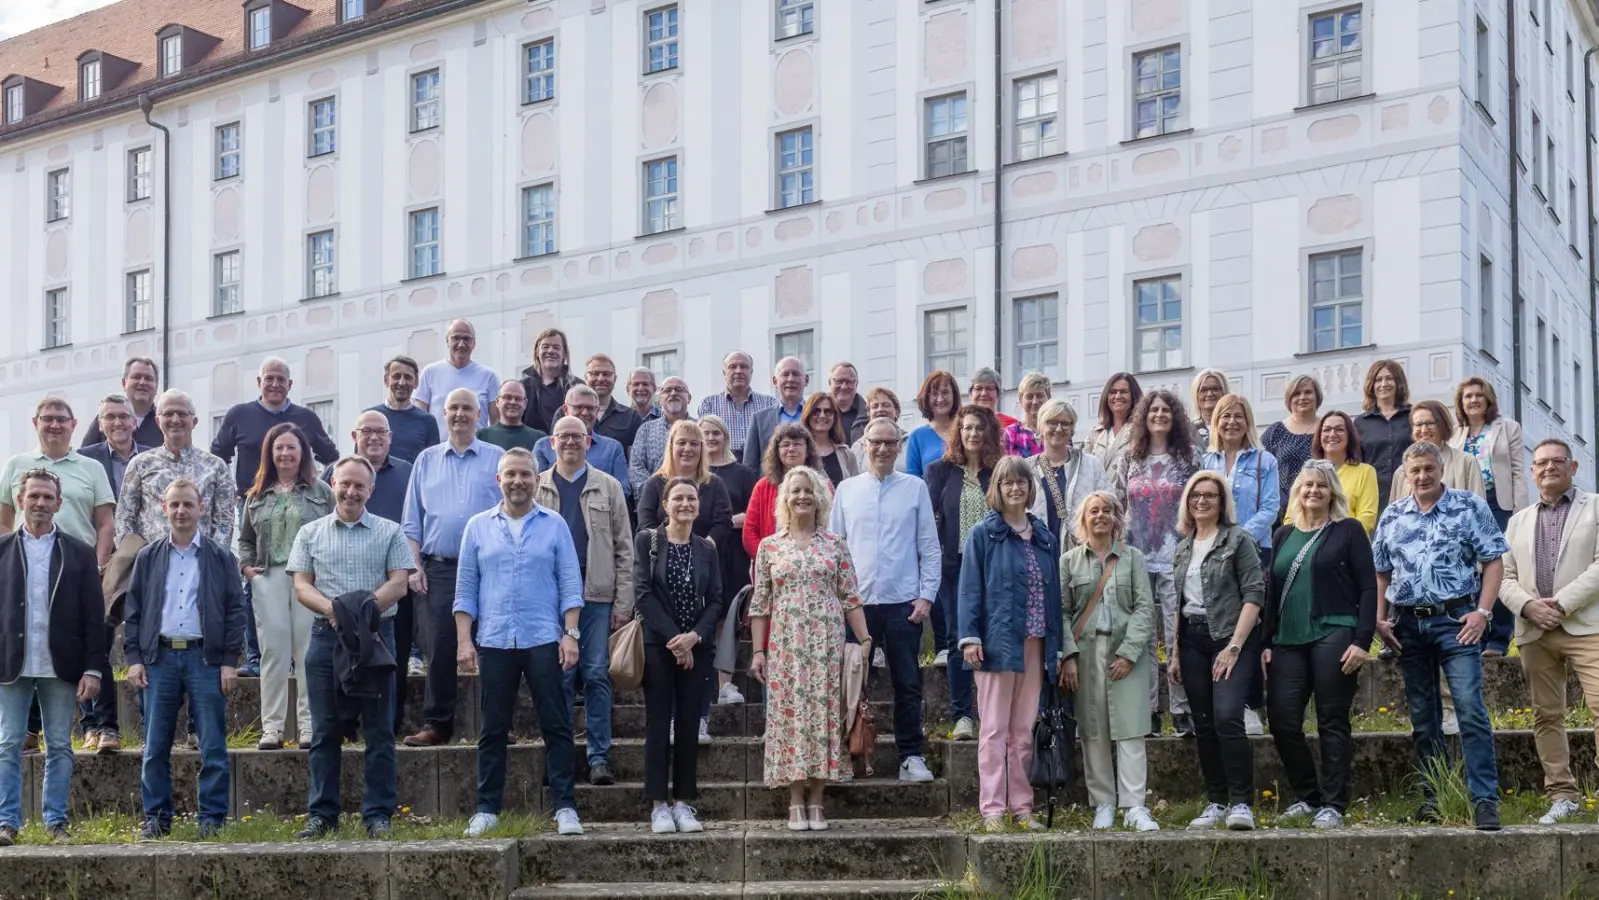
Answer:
[{"xmin": 0, "ymin": 0, "xmax": 119, "ymax": 41}]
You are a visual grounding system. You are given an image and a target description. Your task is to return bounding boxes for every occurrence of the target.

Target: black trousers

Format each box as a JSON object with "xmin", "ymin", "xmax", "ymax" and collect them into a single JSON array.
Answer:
[
  {"xmin": 643, "ymin": 643, "xmax": 710, "ymax": 802},
  {"xmin": 1179, "ymin": 616, "xmax": 1259, "ymax": 806},
  {"xmin": 392, "ymin": 590, "xmax": 416, "ymax": 732},
  {"xmin": 1266, "ymin": 626, "xmax": 1359, "ymax": 813},
  {"xmin": 419, "ymin": 556, "xmax": 461, "ymax": 738}
]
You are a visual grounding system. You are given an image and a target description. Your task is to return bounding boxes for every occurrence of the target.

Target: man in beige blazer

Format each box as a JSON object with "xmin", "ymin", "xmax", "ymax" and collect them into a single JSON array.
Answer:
[{"xmin": 1499, "ymin": 437, "xmax": 1599, "ymax": 824}]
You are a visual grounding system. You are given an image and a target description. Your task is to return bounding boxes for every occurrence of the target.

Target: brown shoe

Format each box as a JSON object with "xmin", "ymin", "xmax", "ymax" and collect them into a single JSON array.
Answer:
[
  {"xmin": 96, "ymin": 733, "xmax": 121, "ymax": 754},
  {"xmin": 82, "ymin": 731, "xmax": 100, "ymax": 752},
  {"xmin": 403, "ymin": 726, "xmax": 447, "ymax": 747}
]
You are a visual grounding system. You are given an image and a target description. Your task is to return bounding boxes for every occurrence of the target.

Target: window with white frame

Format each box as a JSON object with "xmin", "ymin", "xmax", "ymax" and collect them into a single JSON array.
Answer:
[
  {"xmin": 1475, "ymin": 18, "xmax": 1490, "ymax": 108},
  {"xmin": 774, "ymin": 329, "xmax": 816, "ymax": 376},
  {"xmin": 342, "ymin": 0, "xmax": 365, "ymax": 21},
  {"xmin": 775, "ymin": 127, "xmax": 814, "ymax": 208},
  {"xmin": 1307, "ymin": 7, "xmax": 1362, "ymax": 105},
  {"xmin": 309, "ymin": 98, "xmax": 336, "ymax": 156},
  {"xmin": 5, "ymin": 84, "xmax": 22, "ymax": 123},
  {"xmin": 1547, "ymin": 135, "xmax": 1557, "ymax": 199},
  {"xmin": 1532, "ymin": 113, "xmax": 1544, "ymax": 193},
  {"xmin": 643, "ymin": 157, "xmax": 680, "ymax": 234},
  {"xmin": 79, "ymin": 60, "xmax": 101, "ymax": 101},
  {"xmin": 308, "ymin": 400, "xmax": 337, "ymax": 434},
  {"xmin": 1308, "ymin": 248, "xmax": 1364, "ymax": 351},
  {"xmin": 776, "ymin": 0, "xmax": 814, "ymax": 39},
  {"xmin": 1570, "ymin": 180, "xmax": 1581, "ymax": 247},
  {"xmin": 1133, "ymin": 276, "xmax": 1183, "ymax": 372},
  {"xmin": 1013, "ymin": 74, "xmax": 1058, "ymax": 161},
  {"xmin": 1538, "ymin": 317, "xmax": 1550, "ymax": 400},
  {"xmin": 522, "ymin": 184, "xmax": 556, "ymax": 256},
  {"xmin": 924, "ymin": 307, "xmax": 969, "ymax": 377},
  {"xmin": 1554, "ymin": 331, "xmax": 1564, "ymax": 413},
  {"xmin": 216, "ymin": 123, "xmax": 241, "ymax": 180},
  {"xmin": 924, "ymin": 93, "xmax": 968, "ymax": 178},
  {"xmin": 128, "ymin": 147, "xmax": 151, "ymax": 202},
  {"xmin": 1567, "ymin": 34, "xmax": 1575, "ymax": 95},
  {"xmin": 46, "ymin": 169, "xmax": 70, "ymax": 222},
  {"xmin": 1132, "ymin": 47, "xmax": 1182, "ymax": 138},
  {"xmin": 643, "ymin": 349, "xmax": 680, "ymax": 380},
  {"xmin": 126, "ymin": 270, "xmax": 153, "ymax": 333},
  {"xmin": 1575, "ymin": 360, "xmax": 1584, "ymax": 432},
  {"xmin": 1479, "ymin": 255, "xmax": 1495, "ymax": 354},
  {"xmin": 161, "ymin": 35, "xmax": 183, "ymax": 77},
  {"xmin": 410, "ymin": 208, "xmax": 441, "ymax": 278},
  {"xmin": 1013, "ymin": 294, "xmax": 1059, "ymax": 371},
  {"xmin": 214, "ymin": 251, "xmax": 242, "ymax": 316},
  {"xmin": 645, "ymin": 5, "xmax": 680, "ymax": 73},
  {"xmin": 411, "ymin": 69, "xmax": 441, "ymax": 132},
  {"xmin": 249, "ymin": 6, "xmax": 272, "ymax": 49},
  {"xmin": 44, "ymin": 289, "xmax": 68, "ymax": 349},
  {"xmin": 308, "ymin": 231, "xmax": 336, "ymax": 298},
  {"xmin": 524, "ymin": 40, "xmax": 555, "ymax": 104}
]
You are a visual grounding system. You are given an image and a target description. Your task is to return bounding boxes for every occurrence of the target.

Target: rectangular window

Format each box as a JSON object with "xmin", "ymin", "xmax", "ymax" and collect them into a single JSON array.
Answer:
[
  {"xmin": 216, "ymin": 123, "xmax": 241, "ymax": 180},
  {"xmin": 1568, "ymin": 34, "xmax": 1575, "ymax": 95},
  {"xmin": 309, "ymin": 98, "xmax": 336, "ymax": 156},
  {"xmin": 1479, "ymin": 255, "xmax": 1495, "ymax": 354},
  {"xmin": 1570, "ymin": 179, "xmax": 1581, "ymax": 247},
  {"xmin": 161, "ymin": 35, "xmax": 183, "ymax": 77},
  {"xmin": 409, "ymin": 208, "xmax": 441, "ymax": 278},
  {"xmin": 46, "ymin": 169, "xmax": 70, "ymax": 222},
  {"xmin": 1133, "ymin": 276, "xmax": 1184, "ymax": 372},
  {"xmin": 1013, "ymin": 74, "xmax": 1059, "ymax": 160},
  {"xmin": 1307, "ymin": 249, "xmax": 1364, "ymax": 351},
  {"xmin": 125, "ymin": 270, "xmax": 153, "ymax": 333},
  {"xmin": 127, "ymin": 147, "xmax": 151, "ymax": 202},
  {"xmin": 1548, "ymin": 136, "xmax": 1557, "ymax": 199},
  {"xmin": 214, "ymin": 251, "xmax": 242, "ymax": 316},
  {"xmin": 522, "ymin": 184, "xmax": 556, "ymax": 257},
  {"xmin": 1538, "ymin": 317, "xmax": 1550, "ymax": 399},
  {"xmin": 776, "ymin": 0, "xmax": 814, "ymax": 39},
  {"xmin": 1307, "ymin": 7, "xmax": 1363, "ymax": 105},
  {"xmin": 80, "ymin": 60, "xmax": 101, "ymax": 101},
  {"xmin": 643, "ymin": 349, "xmax": 680, "ymax": 380},
  {"xmin": 1013, "ymin": 294, "xmax": 1059, "ymax": 371},
  {"xmin": 1554, "ymin": 332, "xmax": 1564, "ymax": 413},
  {"xmin": 643, "ymin": 157, "xmax": 680, "ymax": 234},
  {"xmin": 44, "ymin": 289, "xmax": 68, "ymax": 349},
  {"xmin": 411, "ymin": 69, "xmax": 441, "ymax": 132},
  {"xmin": 249, "ymin": 7, "xmax": 272, "ymax": 49},
  {"xmin": 1133, "ymin": 47, "xmax": 1182, "ymax": 138},
  {"xmin": 924, "ymin": 93, "xmax": 968, "ymax": 178},
  {"xmin": 5, "ymin": 85, "xmax": 23, "ymax": 123},
  {"xmin": 524, "ymin": 40, "xmax": 555, "ymax": 104},
  {"xmin": 342, "ymin": 0, "xmax": 364, "ymax": 21},
  {"xmin": 1575, "ymin": 360, "xmax": 1584, "ymax": 433},
  {"xmin": 1532, "ymin": 113, "xmax": 1544, "ymax": 193},
  {"xmin": 924, "ymin": 307, "xmax": 969, "ymax": 377},
  {"xmin": 645, "ymin": 5, "xmax": 680, "ymax": 73},
  {"xmin": 1475, "ymin": 18, "xmax": 1490, "ymax": 107},
  {"xmin": 774, "ymin": 329, "xmax": 816, "ymax": 376},
  {"xmin": 775, "ymin": 127, "xmax": 814, "ymax": 208},
  {"xmin": 308, "ymin": 400, "xmax": 337, "ymax": 435},
  {"xmin": 307, "ymin": 231, "xmax": 336, "ymax": 298}
]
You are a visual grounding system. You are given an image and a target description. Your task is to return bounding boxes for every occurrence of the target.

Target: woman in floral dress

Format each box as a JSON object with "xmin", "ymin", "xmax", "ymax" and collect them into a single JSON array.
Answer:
[{"xmin": 749, "ymin": 466, "xmax": 872, "ymax": 832}]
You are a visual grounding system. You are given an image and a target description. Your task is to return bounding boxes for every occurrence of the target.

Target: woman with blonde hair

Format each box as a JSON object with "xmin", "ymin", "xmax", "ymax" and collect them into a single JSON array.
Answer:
[
  {"xmin": 1353, "ymin": 359, "xmax": 1413, "ymax": 512},
  {"xmin": 1201, "ymin": 394, "xmax": 1280, "ymax": 563},
  {"xmin": 1028, "ymin": 399, "xmax": 1110, "ymax": 549},
  {"xmin": 1189, "ymin": 369, "xmax": 1231, "ymax": 449},
  {"xmin": 1003, "ymin": 372, "xmax": 1051, "ymax": 458},
  {"xmin": 1058, "ymin": 490, "xmax": 1159, "ymax": 831},
  {"xmin": 749, "ymin": 466, "xmax": 871, "ymax": 831},
  {"xmin": 637, "ymin": 419, "xmax": 734, "ymax": 552},
  {"xmin": 1447, "ymin": 375, "xmax": 1526, "ymax": 655}
]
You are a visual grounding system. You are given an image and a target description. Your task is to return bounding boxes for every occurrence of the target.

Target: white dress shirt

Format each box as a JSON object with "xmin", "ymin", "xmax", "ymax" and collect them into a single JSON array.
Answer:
[
  {"xmin": 161, "ymin": 534, "xmax": 204, "ymax": 640},
  {"xmin": 20, "ymin": 528, "xmax": 57, "ymax": 679},
  {"xmin": 828, "ymin": 471, "xmax": 941, "ymax": 605}
]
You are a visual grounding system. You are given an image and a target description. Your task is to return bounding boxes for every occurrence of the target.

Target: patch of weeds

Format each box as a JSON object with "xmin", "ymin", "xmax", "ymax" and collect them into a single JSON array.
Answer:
[{"xmin": 1152, "ymin": 854, "xmax": 1281, "ymax": 900}]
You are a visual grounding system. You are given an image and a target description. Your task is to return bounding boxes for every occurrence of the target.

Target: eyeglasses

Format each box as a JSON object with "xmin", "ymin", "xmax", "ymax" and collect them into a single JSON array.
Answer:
[
  {"xmin": 100, "ymin": 413, "xmax": 133, "ymax": 422},
  {"xmin": 36, "ymin": 415, "xmax": 72, "ymax": 425},
  {"xmin": 1532, "ymin": 458, "xmax": 1572, "ymax": 469},
  {"xmin": 553, "ymin": 433, "xmax": 587, "ymax": 443},
  {"xmin": 356, "ymin": 428, "xmax": 391, "ymax": 438},
  {"xmin": 1190, "ymin": 491, "xmax": 1220, "ymax": 502},
  {"xmin": 660, "ymin": 386, "xmax": 689, "ymax": 396}
]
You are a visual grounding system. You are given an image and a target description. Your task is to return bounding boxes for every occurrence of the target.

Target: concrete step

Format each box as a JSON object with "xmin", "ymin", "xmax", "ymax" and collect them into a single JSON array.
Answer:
[{"xmin": 511, "ymin": 881, "xmax": 969, "ymax": 899}]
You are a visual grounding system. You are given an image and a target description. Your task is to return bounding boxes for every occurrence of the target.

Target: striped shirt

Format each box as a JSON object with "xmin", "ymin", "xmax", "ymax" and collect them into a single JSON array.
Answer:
[
  {"xmin": 697, "ymin": 391, "xmax": 777, "ymax": 454},
  {"xmin": 288, "ymin": 510, "xmax": 413, "ymax": 618}
]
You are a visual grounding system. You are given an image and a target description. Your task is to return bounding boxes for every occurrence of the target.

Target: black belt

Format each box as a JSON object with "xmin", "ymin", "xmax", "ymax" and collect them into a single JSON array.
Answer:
[
  {"xmin": 1397, "ymin": 598, "xmax": 1475, "ymax": 619},
  {"xmin": 1183, "ymin": 614, "xmax": 1208, "ymax": 629},
  {"xmin": 159, "ymin": 636, "xmax": 202, "ymax": 650},
  {"xmin": 422, "ymin": 553, "xmax": 458, "ymax": 565}
]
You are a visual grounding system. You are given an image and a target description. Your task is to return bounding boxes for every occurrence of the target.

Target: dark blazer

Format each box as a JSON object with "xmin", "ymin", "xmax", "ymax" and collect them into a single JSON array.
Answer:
[
  {"xmin": 0, "ymin": 529, "xmax": 109, "ymax": 684},
  {"xmin": 79, "ymin": 440, "xmax": 154, "ymax": 498},
  {"xmin": 632, "ymin": 529, "xmax": 724, "ymax": 647},
  {"xmin": 123, "ymin": 535, "xmax": 247, "ymax": 669},
  {"xmin": 331, "ymin": 590, "xmax": 396, "ymax": 698},
  {"xmin": 924, "ymin": 460, "xmax": 995, "ymax": 574},
  {"xmin": 1265, "ymin": 517, "xmax": 1378, "ymax": 651},
  {"xmin": 636, "ymin": 474, "xmax": 734, "ymax": 555},
  {"xmin": 956, "ymin": 511, "xmax": 1062, "ymax": 680},
  {"xmin": 595, "ymin": 399, "xmax": 643, "ymax": 458},
  {"xmin": 83, "ymin": 413, "xmax": 162, "ymax": 450},
  {"xmin": 740, "ymin": 405, "xmax": 804, "ymax": 472}
]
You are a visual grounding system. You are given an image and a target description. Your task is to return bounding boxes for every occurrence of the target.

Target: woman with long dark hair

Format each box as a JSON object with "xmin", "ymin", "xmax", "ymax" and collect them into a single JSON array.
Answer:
[
  {"xmin": 1084, "ymin": 373, "xmax": 1142, "ymax": 466},
  {"xmin": 802, "ymin": 392, "xmax": 862, "ymax": 486},
  {"xmin": 906, "ymin": 371, "xmax": 961, "ymax": 478},
  {"xmin": 1310, "ymin": 411, "xmax": 1379, "ymax": 535},
  {"xmin": 1353, "ymin": 359, "xmax": 1413, "ymax": 513},
  {"xmin": 742, "ymin": 423, "xmax": 824, "ymax": 562}
]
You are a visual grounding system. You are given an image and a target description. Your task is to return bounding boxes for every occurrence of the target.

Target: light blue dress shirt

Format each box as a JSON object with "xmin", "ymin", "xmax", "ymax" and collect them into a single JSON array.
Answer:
[
  {"xmin": 161, "ymin": 534, "xmax": 204, "ymax": 639},
  {"xmin": 532, "ymin": 433, "xmax": 632, "ymax": 498},
  {"xmin": 828, "ymin": 471, "xmax": 942, "ymax": 605},
  {"xmin": 1200, "ymin": 447, "xmax": 1281, "ymax": 550},
  {"xmin": 454, "ymin": 503, "xmax": 585, "ymax": 649},
  {"xmin": 20, "ymin": 528, "xmax": 56, "ymax": 679},
  {"xmin": 402, "ymin": 439, "xmax": 505, "ymax": 557}
]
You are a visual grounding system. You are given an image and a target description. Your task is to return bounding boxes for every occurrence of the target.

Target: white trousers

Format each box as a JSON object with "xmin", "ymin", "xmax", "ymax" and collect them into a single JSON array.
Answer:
[
  {"xmin": 1081, "ymin": 634, "xmax": 1149, "ymax": 809},
  {"xmin": 253, "ymin": 565, "xmax": 314, "ymax": 739}
]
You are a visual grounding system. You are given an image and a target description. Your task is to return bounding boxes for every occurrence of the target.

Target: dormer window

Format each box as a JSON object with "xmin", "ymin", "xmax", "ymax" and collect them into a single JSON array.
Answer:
[
  {"xmin": 161, "ymin": 35, "xmax": 183, "ymax": 76},
  {"xmin": 1, "ymin": 75, "xmax": 62, "ymax": 126},
  {"xmin": 74, "ymin": 51, "xmax": 136, "ymax": 103},
  {"xmin": 342, "ymin": 0, "xmax": 364, "ymax": 21},
  {"xmin": 4, "ymin": 84, "xmax": 22, "ymax": 124},
  {"xmin": 242, "ymin": 0, "xmax": 309, "ymax": 51},
  {"xmin": 80, "ymin": 60, "xmax": 101, "ymax": 101},
  {"xmin": 155, "ymin": 24, "xmax": 222, "ymax": 78},
  {"xmin": 249, "ymin": 6, "xmax": 272, "ymax": 48}
]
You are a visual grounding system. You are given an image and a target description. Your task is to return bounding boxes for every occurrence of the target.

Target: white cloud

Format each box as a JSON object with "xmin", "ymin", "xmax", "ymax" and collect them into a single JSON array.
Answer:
[{"xmin": 0, "ymin": 0, "xmax": 120, "ymax": 41}]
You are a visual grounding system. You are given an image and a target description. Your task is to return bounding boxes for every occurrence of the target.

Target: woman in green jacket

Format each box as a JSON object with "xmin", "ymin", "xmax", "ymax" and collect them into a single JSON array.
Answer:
[{"xmin": 1059, "ymin": 491, "xmax": 1158, "ymax": 832}]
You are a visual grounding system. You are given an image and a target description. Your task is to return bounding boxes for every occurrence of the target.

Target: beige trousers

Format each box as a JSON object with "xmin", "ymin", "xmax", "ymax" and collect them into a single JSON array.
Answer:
[
  {"xmin": 253, "ymin": 565, "xmax": 314, "ymax": 739},
  {"xmin": 1518, "ymin": 627, "xmax": 1599, "ymax": 801}
]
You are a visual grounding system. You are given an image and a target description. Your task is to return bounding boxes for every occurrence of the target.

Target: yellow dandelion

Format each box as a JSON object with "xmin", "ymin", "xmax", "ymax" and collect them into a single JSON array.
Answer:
[
  {"xmin": 1262, "ymin": 790, "xmax": 1273, "ymax": 798},
  {"xmin": 1378, "ymin": 707, "xmax": 1389, "ymax": 713}
]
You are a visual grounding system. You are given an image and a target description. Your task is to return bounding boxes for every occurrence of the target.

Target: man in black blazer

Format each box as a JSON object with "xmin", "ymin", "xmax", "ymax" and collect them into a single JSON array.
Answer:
[
  {"xmin": 741, "ymin": 356, "xmax": 811, "ymax": 471},
  {"xmin": 0, "ymin": 468, "xmax": 108, "ymax": 845}
]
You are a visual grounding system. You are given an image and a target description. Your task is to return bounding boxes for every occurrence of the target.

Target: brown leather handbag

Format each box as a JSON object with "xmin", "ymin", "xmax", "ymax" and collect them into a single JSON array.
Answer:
[{"xmin": 847, "ymin": 696, "xmax": 876, "ymax": 777}]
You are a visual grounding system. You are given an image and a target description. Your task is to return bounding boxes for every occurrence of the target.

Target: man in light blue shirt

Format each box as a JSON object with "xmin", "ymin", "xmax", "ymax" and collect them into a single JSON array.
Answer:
[
  {"xmin": 532, "ymin": 385, "xmax": 632, "ymax": 498},
  {"xmin": 401, "ymin": 388, "xmax": 505, "ymax": 747},
  {"xmin": 455, "ymin": 448, "xmax": 586, "ymax": 838},
  {"xmin": 828, "ymin": 419, "xmax": 942, "ymax": 782}
]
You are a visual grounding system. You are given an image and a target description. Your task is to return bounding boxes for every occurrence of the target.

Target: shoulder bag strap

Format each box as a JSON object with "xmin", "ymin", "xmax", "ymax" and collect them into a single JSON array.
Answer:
[
  {"xmin": 1072, "ymin": 557, "xmax": 1118, "ymax": 643},
  {"xmin": 1278, "ymin": 522, "xmax": 1328, "ymax": 599}
]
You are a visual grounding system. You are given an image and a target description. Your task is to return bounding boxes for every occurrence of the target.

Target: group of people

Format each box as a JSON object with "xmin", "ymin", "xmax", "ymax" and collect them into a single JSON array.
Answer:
[{"xmin": 0, "ymin": 323, "xmax": 1594, "ymax": 844}]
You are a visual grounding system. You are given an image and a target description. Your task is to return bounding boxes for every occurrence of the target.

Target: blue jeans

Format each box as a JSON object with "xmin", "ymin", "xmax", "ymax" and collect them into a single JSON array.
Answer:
[
  {"xmin": 1395, "ymin": 608, "xmax": 1499, "ymax": 805},
  {"xmin": 939, "ymin": 571, "xmax": 975, "ymax": 721},
  {"xmin": 0, "ymin": 677, "xmax": 78, "ymax": 828},
  {"xmin": 1482, "ymin": 487, "xmax": 1516, "ymax": 654},
  {"xmin": 306, "ymin": 618, "xmax": 397, "ymax": 824},
  {"xmin": 562, "ymin": 602, "xmax": 613, "ymax": 766},
  {"xmin": 862, "ymin": 601, "xmax": 926, "ymax": 761},
  {"xmin": 481, "ymin": 643, "xmax": 576, "ymax": 814},
  {"xmin": 142, "ymin": 646, "xmax": 230, "ymax": 827}
]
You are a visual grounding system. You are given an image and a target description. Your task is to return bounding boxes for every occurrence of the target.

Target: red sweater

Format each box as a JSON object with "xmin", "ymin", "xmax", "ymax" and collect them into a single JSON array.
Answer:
[{"xmin": 742, "ymin": 478, "xmax": 780, "ymax": 561}]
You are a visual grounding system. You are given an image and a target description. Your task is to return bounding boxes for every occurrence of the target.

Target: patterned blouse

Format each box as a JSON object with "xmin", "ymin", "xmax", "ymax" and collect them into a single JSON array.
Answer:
[
  {"xmin": 1003, "ymin": 422, "xmax": 1044, "ymax": 459},
  {"xmin": 1020, "ymin": 541, "xmax": 1047, "ymax": 638},
  {"xmin": 664, "ymin": 541, "xmax": 699, "ymax": 631},
  {"xmin": 957, "ymin": 469, "xmax": 987, "ymax": 552},
  {"xmin": 1462, "ymin": 429, "xmax": 1496, "ymax": 491},
  {"xmin": 267, "ymin": 489, "xmax": 300, "ymax": 567},
  {"xmin": 1261, "ymin": 422, "xmax": 1314, "ymax": 514}
]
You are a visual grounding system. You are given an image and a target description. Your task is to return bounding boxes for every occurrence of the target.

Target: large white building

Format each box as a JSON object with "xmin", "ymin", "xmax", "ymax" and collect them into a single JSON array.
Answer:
[{"xmin": 1, "ymin": 0, "xmax": 1596, "ymax": 481}]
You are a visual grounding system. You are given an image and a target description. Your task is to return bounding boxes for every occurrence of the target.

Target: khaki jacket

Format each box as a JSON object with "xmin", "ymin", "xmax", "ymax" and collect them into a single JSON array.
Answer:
[
  {"xmin": 1499, "ymin": 490, "xmax": 1599, "ymax": 644},
  {"xmin": 1059, "ymin": 541, "xmax": 1156, "ymax": 742},
  {"xmin": 535, "ymin": 466, "xmax": 635, "ymax": 616}
]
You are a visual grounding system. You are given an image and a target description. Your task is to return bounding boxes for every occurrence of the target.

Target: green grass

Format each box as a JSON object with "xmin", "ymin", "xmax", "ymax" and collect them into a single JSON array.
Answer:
[{"xmin": 11, "ymin": 809, "xmax": 550, "ymax": 845}]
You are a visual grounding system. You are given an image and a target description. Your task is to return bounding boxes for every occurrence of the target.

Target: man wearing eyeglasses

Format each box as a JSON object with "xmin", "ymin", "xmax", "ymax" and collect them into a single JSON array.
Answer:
[
  {"xmin": 627, "ymin": 377, "xmax": 694, "ymax": 494},
  {"xmin": 1498, "ymin": 438, "xmax": 1599, "ymax": 825},
  {"xmin": 533, "ymin": 385, "xmax": 632, "ymax": 499}
]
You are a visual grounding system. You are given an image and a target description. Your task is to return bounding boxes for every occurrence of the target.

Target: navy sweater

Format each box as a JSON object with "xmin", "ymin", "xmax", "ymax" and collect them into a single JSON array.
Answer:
[{"xmin": 211, "ymin": 401, "xmax": 340, "ymax": 496}]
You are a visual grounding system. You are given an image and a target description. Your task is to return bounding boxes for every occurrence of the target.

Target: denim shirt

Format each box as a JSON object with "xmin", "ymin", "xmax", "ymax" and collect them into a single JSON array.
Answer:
[
  {"xmin": 454, "ymin": 503, "xmax": 584, "ymax": 650},
  {"xmin": 1201, "ymin": 447, "xmax": 1281, "ymax": 550}
]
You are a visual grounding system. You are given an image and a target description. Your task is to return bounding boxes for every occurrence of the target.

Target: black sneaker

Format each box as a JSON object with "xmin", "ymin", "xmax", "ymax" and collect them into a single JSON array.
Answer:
[
  {"xmin": 197, "ymin": 820, "xmax": 224, "ymax": 839},
  {"xmin": 588, "ymin": 763, "xmax": 616, "ymax": 786},
  {"xmin": 1407, "ymin": 803, "xmax": 1442, "ymax": 824},
  {"xmin": 364, "ymin": 816, "xmax": 392, "ymax": 839},
  {"xmin": 44, "ymin": 823, "xmax": 69, "ymax": 842},
  {"xmin": 1150, "ymin": 713, "xmax": 1163, "ymax": 737},
  {"xmin": 297, "ymin": 816, "xmax": 337, "ymax": 840},
  {"xmin": 1474, "ymin": 801, "xmax": 1502, "ymax": 832},
  {"xmin": 1377, "ymin": 646, "xmax": 1398, "ymax": 660},
  {"xmin": 1173, "ymin": 714, "xmax": 1195, "ymax": 737},
  {"xmin": 0, "ymin": 824, "xmax": 16, "ymax": 847},
  {"xmin": 136, "ymin": 821, "xmax": 169, "ymax": 842}
]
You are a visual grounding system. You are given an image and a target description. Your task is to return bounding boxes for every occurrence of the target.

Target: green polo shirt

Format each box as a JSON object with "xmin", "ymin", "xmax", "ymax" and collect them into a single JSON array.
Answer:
[{"xmin": 0, "ymin": 450, "xmax": 115, "ymax": 547}]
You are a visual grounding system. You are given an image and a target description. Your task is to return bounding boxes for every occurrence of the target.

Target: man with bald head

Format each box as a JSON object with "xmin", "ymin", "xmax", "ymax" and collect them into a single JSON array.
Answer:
[
  {"xmin": 698, "ymin": 351, "xmax": 775, "ymax": 457},
  {"xmin": 742, "ymin": 356, "xmax": 810, "ymax": 470},
  {"xmin": 534, "ymin": 385, "xmax": 633, "ymax": 499},
  {"xmin": 415, "ymin": 319, "xmax": 502, "ymax": 430},
  {"xmin": 401, "ymin": 388, "xmax": 505, "ymax": 746},
  {"xmin": 478, "ymin": 381, "xmax": 547, "ymax": 451},
  {"xmin": 628, "ymin": 377, "xmax": 694, "ymax": 493}
]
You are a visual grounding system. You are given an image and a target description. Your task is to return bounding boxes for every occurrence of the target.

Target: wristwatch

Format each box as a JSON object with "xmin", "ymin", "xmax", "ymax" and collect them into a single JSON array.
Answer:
[
  {"xmin": 564, "ymin": 627, "xmax": 581, "ymax": 641},
  {"xmin": 1225, "ymin": 644, "xmax": 1242, "ymax": 655},
  {"xmin": 1469, "ymin": 608, "xmax": 1492, "ymax": 621}
]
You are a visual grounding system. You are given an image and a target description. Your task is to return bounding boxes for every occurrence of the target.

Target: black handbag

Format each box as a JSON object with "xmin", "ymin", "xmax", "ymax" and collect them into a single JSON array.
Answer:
[{"xmin": 1028, "ymin": 682, "xmax": 1078, "ymax": 827}]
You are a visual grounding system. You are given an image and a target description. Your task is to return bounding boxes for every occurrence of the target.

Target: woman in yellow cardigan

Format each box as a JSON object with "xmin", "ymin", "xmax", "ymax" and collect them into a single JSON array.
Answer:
[{"xmin": 1310, "ymin": 411, "xmax": 1378, "ymax": 534}]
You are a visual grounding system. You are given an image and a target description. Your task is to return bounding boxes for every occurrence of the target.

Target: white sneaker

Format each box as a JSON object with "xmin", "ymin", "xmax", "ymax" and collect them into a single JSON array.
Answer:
[
  {"xmin": 981, "ymin": 815, "xmax": 1005, "ymax": 833},
  {"xmin": 1243, "ymin": 707, "xmax": 1264, "ymax": 736},
  {"xmin": 1312, "ymin": 807, "xmax": 1345, "ymax": 829},
  {"xmin": 899, "ymin": 756, "xmax": 935, "ymax": 783},
  {"xmin": 672, "ymin": 801, "xmax": 703, "ymax": 833},
  {"xmin": 1540, "ymin": 798, "xmax": 1582, "ymax": 824},
  {"xmin": 872, "ymin": 648, "xmax": 886, "ymax": 669},
  {"xmin": 1225, "ymin": 804, "xmax": 1256, "ymax": 831},
  {"xmin": 1442, "ymin": 708, "xmax": 1460, "ymax": 736},
  {"xmin": 933, "ymin": 650, "xmax": 949, "ymax": 667},
  {"xmin": 951, "ymin": 717, "xmax": 976, "ymax": 741},
  {"xmin": 651, "ymin": 804, "xmax": 677, "ymax": 834},
  {"xmin": 698, "ymin": 717, "xmax": 712, "ymax": 746},
  {"xmin": 555, "ymin": 807, "xmax": 584, "ymax": 836},
  {"xmin": 1279, "ymin": 801, "xmax": 1315, "ymax": 824},
  {"xmin": 464, "ymin": 812, "xmax": 498, "ymax": 837},
  {"xmin": 407, "ymin": 656, "xmax": 425, "ymax": 677},
  {"xmin": 1124, "ymin": 807, "xmax": 1160, "ymax": 832},
  {"xmin": 1189, "ymin": 803, "xmax": 1226, "ymax": 829},
  {"xmin": 1092, "ymin": 805, "xmax": 1116, "ymax": 830},
  {"xmin": 1013, "ymin": 813, "xmax": 1045, "ymax": 831},
  {"xmin": 717, "ymin": 682, "xmax": 745, "ymax": 705}
]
